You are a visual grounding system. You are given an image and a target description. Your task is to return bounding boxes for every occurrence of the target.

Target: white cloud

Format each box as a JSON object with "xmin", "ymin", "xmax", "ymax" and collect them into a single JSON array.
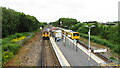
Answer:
[{"xmin": 0, "ymin": 0, "xmax": 119, "ymax": 22}]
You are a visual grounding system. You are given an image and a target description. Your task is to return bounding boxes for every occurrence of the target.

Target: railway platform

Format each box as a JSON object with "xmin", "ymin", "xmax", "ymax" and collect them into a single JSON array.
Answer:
[
  {"xmin": 49, "ymin": 36, "xmax": 108, "ymax": 66},
  {"xmin": 56, "ymin": 38, "xmax": 99, "ymax": 66}
]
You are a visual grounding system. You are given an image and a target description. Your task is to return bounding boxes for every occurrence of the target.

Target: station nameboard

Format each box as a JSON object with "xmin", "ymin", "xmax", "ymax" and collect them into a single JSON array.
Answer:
[{"xmin": 93, "ymin": 49, "xmax": 107, "ymax": 53}]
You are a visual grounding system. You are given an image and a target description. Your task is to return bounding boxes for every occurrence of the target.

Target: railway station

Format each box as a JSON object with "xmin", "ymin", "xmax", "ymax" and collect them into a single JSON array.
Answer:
[
  {"xmin": 2, "ymin": 1, "xmax": 120, "ymax": 67},
  {"xmin": 41, "ymin": 26, "xmax": 120, "ymax": 67},
  {"xmin": 3, "ymin": 26, "xmax": 119, "ymax": 67}
]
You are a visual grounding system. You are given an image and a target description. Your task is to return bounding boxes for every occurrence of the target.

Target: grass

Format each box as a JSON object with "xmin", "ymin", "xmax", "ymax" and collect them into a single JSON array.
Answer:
[
  {"xmin": 80, "ymin": 33, "xmax": 120, "ymax": 55},
  {"xmin": 79, "ymin": 35, "xmax": 120, "ymax": 60},
  {"xmin": 0, "ymin": 39, "xmax": 2, "ymax": 67},
  {"xmin": 80, "ymin": 37, "xmax": 108, "ymax": 49},
  {"xmin": 0, "ymin": 45, "xmax": 2, "ymax": 67}
]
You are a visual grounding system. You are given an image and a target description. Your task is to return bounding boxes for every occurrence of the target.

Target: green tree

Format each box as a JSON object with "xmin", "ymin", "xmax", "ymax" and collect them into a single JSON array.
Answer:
[{"xmin": 2, "ymin": 7, "xmax": 42, "ymax": 38}]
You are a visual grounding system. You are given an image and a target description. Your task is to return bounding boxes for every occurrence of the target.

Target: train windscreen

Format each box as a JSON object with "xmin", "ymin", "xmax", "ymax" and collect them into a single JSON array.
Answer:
[
  {"xmin": 73, "ymin": 33, "xmax": 79, "ymax": 36},
  {"xmin": 43, "ymin": 32, "xmax": 49, "ymax": 34}
]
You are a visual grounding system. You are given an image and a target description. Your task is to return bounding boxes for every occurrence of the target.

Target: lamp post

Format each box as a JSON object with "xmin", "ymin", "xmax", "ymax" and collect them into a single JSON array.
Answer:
[
  {"xmin": 65, "ymin": 26, "xmax": 67, "ymax": 29},
  {"xmin": 40, "ymin": 27, "xmax": 42, "ymax": 29},
  {"xmin": 68, "ymin": 26, "xmax": 74, "ymax": 30},
  {"xmin": 71, "ymin": 26, "xmax": 74, "ymax": 28},
  {"xmin": 60, "ymin": 21, "xmax": 62, "ymax": 27},
  {"xmin": 71, "ymin": 26, "xmax": 74, "ymax": 30},
  {"xmin": 85, "ymin": 25, "xmax": 95, "ymax": 66}
]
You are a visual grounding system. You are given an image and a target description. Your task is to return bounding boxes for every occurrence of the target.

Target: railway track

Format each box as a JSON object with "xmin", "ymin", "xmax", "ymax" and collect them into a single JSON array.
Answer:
[
  {"xmin": 40, "ymin": 37, "xmax": 61, "ymax": 67},
  {"xmin": 40, "ymin": 40, "xmax": 46, "ymax": 66},
  {"xmin": 49, "ymin": 41, "xmax": 60, "ymax": 67},
  {"xmin": 77, "ymin": 40, "xmax": 113, "ymax": 63}
]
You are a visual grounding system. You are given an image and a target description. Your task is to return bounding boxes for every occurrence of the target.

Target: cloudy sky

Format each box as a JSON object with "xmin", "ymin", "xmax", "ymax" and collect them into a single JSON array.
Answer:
[{"xmin": 0, "ymin": 0, "xmax": 120, "ymax": 23}]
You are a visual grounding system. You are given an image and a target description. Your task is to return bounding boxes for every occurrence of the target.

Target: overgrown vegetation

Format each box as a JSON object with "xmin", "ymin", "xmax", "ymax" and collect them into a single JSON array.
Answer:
[
  {"xmin": 2, "ymin": 32, "xmax": 34, "ymax": 63},
  {"xmin": 2, "ymin": 32, "xmax": 30, "ymax": 45},
  {"xmin": 1, "ymin": 7, "xmax": 47, "ymax": 63}
]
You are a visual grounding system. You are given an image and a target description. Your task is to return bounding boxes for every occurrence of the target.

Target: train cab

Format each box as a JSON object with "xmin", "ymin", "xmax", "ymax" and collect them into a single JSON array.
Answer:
[
  {"xmin": 42, "ymin": 28, "xmax": 50, "ymax": 39},
  {"xmin": 68, "ymin": 31, "xmax": 80, "ymax": 40}
]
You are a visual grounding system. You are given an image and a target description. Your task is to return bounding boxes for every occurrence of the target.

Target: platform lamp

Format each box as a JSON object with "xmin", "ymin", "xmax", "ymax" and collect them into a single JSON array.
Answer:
[
  {"xmin": 85, "ymin": 25, "xmax": 95, "ymax": 66},
  {"xmin": 60, "ymin": 21, "xmax": 62, "ymax": 27}
]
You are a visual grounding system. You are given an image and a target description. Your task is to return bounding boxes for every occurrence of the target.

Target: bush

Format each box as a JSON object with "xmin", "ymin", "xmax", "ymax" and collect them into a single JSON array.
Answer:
[
  {"xmin": 2, "ymin": 43, "xmax": 20, "ymax": 54},
  {"xmin": 2, "ymin": 43, "xmax": 20, "ymax": 63},
  {"xmin": 9, "ymin": 32, "xmax": 30, "ymax": 39},
  {"xmin": 10, "ymin": 36, "xmax": 26, "ymax": 42},
  {"xmin": 32, "ymin": 29, "xmax": 40, "ymax": 33},
  {"xmin": 80, "ymin": 33, "xmax": 114, "ymax": 47},
  {"xmin": 2, "ymin": 37, "xmax": 12, "ymax": 45},
  {"xmin": 2, "ymin": 32, "xmax": 30, "ymax": 45},
  {"xmin": 113, "ymin": 45, "xmax": 120, "ymax": 55},
  {"xmin": 109, "ymin": 56, "xmax": 117, "ymax": 61},
  {"xmin": 31, "ymin": 34, "xmax": 35, "ymax": 37},
  {"xmin": 0, "ymin": 39, "xmax": 2, "ymax": 44},
  {"xmin": 2, "ymin": 32, "xmax": 33, "ymax": 63},
  {"xmin": 2, "ymin": 51, "xmax": 14, "ymax": 62},
  {"xmin": 80, "ymin": 33, "xmax": 119, "ymax": 54}
]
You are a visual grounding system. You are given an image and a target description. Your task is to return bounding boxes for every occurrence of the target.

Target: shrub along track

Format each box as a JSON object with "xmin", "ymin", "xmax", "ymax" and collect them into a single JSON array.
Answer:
[{"xmin": 4, "ymin": 30, "xmax": 61, "ymax": 67}]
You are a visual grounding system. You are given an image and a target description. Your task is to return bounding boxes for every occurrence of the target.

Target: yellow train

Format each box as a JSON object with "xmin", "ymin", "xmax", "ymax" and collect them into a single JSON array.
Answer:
[
  {"xmin": 61, "ymin": 28, "xmax": 80, "ymax": 40},
  {"xmin": 61, "ymin": 29, "xmax": 66, "ymax": 34},
  {"xmin": 68, "ymin": 31, "xmax": 80, "ymax": 40},
  {"xmin": 42, "ymin": 28, "xmax": 50, "ymax": 39}
]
